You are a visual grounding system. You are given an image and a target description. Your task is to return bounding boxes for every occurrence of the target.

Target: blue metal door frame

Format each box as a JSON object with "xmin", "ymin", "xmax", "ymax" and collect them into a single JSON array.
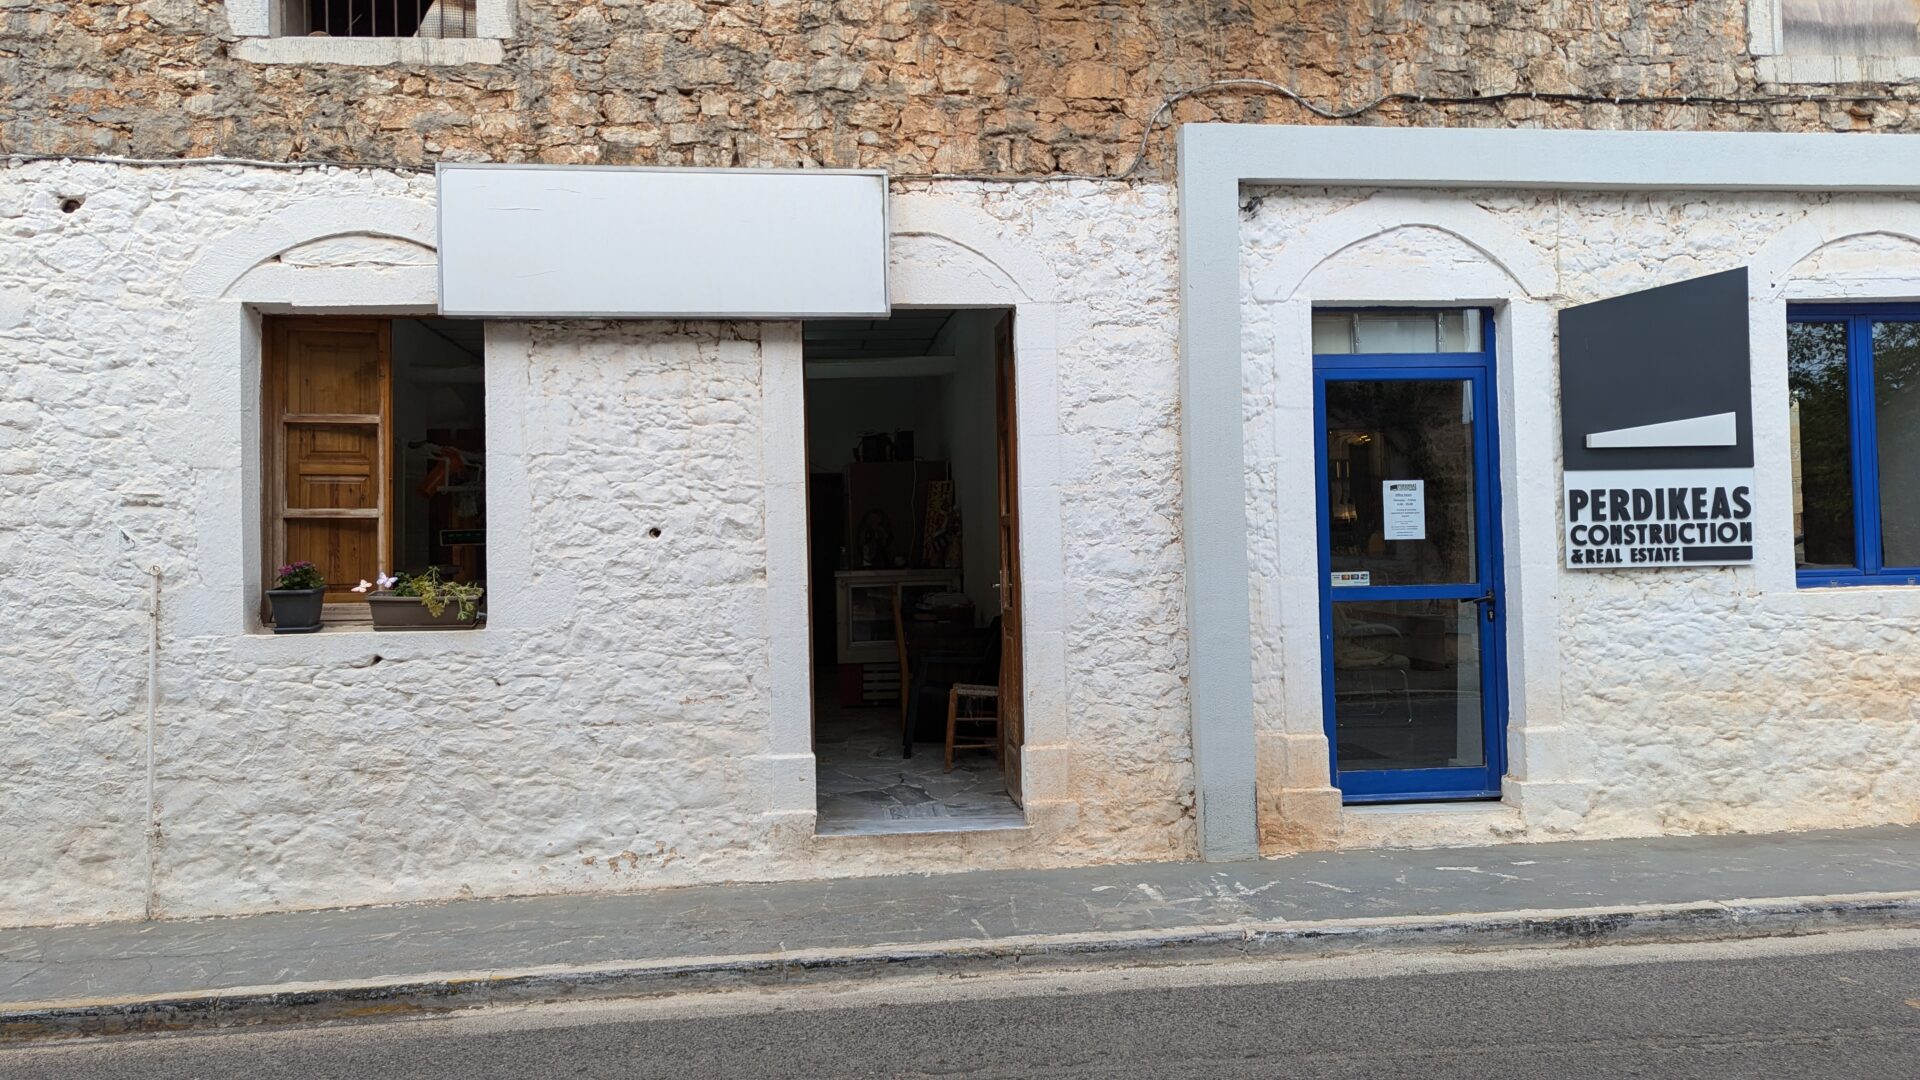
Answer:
[{"xmin": 1312, "ymin": 323, "xmax": 1508, "ymax": 802}]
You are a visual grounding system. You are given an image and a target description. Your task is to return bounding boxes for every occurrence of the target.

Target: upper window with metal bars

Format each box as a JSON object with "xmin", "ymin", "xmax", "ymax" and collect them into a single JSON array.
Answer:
[
  {"xmin": 277, "ymin": 0, "xmax": 477, "ymax": 38},
  {"xmin": 224, "ymin": 0, "xmax": 510, "ymax": 64}
]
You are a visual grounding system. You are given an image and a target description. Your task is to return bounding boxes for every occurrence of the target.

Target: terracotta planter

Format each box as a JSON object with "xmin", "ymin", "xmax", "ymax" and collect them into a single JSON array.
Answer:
[
  {"xmin": 265, "ymin": 587, "xmax": 325, "ymax": 634},
  {"xmin": 367, "ymin": 591, "xmax": 482, "ymax": 631}
]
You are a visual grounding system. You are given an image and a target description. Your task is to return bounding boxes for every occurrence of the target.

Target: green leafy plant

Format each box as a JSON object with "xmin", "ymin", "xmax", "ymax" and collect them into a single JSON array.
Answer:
[
  {"xmin": 391, "ymin": 567, "xmax": 485, "ymax": 621},
  {"xmin": 272, "ymin": 561, "xmax": 325, "ymax": 591}
]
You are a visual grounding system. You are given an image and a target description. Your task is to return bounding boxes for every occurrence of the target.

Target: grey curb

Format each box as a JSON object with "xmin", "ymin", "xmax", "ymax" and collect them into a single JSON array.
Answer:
[{"xmin": 6, "ymin": 891, "xmax": 1917, "ymax": 1043}]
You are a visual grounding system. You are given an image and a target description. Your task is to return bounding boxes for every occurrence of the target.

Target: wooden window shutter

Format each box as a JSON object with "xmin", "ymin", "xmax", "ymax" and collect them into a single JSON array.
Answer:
[{"xmin": 264, "ymin": 317, "xmax": 393, "ymax": 606}]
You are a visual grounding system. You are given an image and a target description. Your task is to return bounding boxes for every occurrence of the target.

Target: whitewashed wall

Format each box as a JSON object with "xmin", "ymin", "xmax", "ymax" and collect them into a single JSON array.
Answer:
[
  {"xmin": 12, "ymin": 160, "xmax": 1909, "ymax": 929},
  {"xmin": 0, "ymin": 163, "xmax": 1194, "ymax": 927},
  {"xmin": 1242, "ymin": 186, "xmax": 1920, "ymax": 849}
]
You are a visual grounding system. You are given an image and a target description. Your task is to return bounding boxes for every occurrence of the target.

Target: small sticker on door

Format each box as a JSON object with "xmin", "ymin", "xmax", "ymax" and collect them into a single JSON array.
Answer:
[
  {"xmin": 1383, "ymin": 480, "xmax": 1426, "ymax": 541},
  {"xmin": 1330, "ymin": 571, "xmax": 1371, "ymax": 588}
]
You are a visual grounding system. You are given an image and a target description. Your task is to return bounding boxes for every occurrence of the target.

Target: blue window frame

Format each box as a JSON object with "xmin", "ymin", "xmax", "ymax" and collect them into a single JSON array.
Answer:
[{"xmin": 1788, "ymin": 304, "xmax": 1920, "ymax": 587}]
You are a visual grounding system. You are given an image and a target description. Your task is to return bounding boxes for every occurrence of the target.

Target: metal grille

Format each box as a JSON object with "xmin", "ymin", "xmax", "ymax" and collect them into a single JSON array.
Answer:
[{"xmin": 295, "ymin": 0, "xmax": 477, "ymax": 38}]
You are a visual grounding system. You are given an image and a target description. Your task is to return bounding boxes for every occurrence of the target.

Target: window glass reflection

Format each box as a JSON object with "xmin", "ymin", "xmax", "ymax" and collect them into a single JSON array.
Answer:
[
  {"xmin": 1874, "ymin": 320, "xmax": 1920, "ymax": 567},
  {"xmin": 1332, "ymin": 601, "xmax": 1482, "ymax": 772},
  {"xmin": 1324, "ymin": 379, "xmax": 1477, "ymax": 585},
  {"xmin": 1311, "ymin": 311, "xmax": 1483, "ymax": 355},
  {"xmin": 1787, "ymin": 321, "xmax": 1855, "ymax": 570}
]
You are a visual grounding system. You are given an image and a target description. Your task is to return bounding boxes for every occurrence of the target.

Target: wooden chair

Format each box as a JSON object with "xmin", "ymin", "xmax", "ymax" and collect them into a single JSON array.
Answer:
[
  {"xmin": 945, "ymin": 682, "xmax": 1000, "ymax": 773},
  {"xmin": 1330, "ymin": 604, "xmax": 1413, "ymax": 724},
  {"xmin": 891, "ymin": 587, "xmax": 911, "ymax": 726},
  {"xmin": 902, "ymin": 616, "xmax": 1002, "ymax": 758}
]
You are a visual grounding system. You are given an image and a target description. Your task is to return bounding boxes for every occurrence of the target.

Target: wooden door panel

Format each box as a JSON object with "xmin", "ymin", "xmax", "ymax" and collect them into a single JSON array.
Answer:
[
  {"xmin": 994, "ymin": 313, "xmax": 1024, "ymax": 807},
  {"xmin": 286, "ymin": 519, "xmax": 379, "ymax": 603},
  {"xmin": 265, "ymin": 317, "xmax": 392, "ymax": 613},
  {"xmin": 281, "ymin": 333, "xmax": 383, "ymax": 415},
  {"xmin": 285, "ymin": 426, "xmax": 379, "ymax": 509}
]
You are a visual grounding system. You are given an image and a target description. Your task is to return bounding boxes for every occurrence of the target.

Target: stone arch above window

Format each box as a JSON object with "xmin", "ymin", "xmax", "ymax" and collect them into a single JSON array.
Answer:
[
  {"xmin": 1250, "ymin": 194, "xmax": 1555, "ymax": 305},
  {"xmin": 223, "ymin": 0, "xmax": 513, "ymax": 66},
  {"xmin": 1749, "ymin": 203, "xmax": 1920, "ymax": 299},
  {"xmin": 183, "ymin": 195, "xmax": 437, "ymax": 300}
]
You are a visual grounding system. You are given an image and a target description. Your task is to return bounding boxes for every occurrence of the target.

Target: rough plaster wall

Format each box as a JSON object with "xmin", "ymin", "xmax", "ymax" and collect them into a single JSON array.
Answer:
[
  {"xmin": 148, "ymin": 317, "xmax": 787, "ymax": 922},
  {"xmin": 1241, "ymin": 185, "xmax": 1920, "ymax": 843},
  {"xmin": 1018, "ymin": 179, "xmax": 1195, "ymax": 850},
  {"xmin": 7, "ymin": 1, "xmax": 1910, "ymax": 177},
  {"xmin": 0, "ymin": 163, "xmax": 1192, "ymax": 926}
]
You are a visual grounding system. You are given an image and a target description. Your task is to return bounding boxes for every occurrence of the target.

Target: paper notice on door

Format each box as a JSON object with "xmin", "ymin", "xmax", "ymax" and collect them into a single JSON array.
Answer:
[
  {"xmin": 1383, "ymin": 480, "xmax": 1426, "ymax": 540},
  {"xmin": 1330, "ymin": 571, "xmax": 1371, "ymax": 588}
]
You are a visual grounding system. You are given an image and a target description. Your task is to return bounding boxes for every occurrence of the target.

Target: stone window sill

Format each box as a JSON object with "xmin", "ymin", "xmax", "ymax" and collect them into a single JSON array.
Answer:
[
  {"xmin": 255, "ymin": 608, "xmax": 490, "ymax": 635},
  {"xmin": 1791, "ymin": 579, "xmax": 1920, "ymax": 591},
  {"xmin": 1756, "ymin": 54, "xmax": 1920, "ymax": 84},
  {"xmin": 253, "ymin": 621, "xmax": 488, "ymax": 636},
  {"xmin": 232, "ymin": 37, "xmax": 505, "ymax": 67},
  {"xmin": 1759, "ymin": 582, "xmax": 1920, "ymax": 621}
]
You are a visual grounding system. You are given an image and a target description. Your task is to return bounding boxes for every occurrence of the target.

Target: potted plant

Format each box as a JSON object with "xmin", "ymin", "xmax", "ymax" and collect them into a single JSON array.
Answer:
[
  {"xmin": 266, "ymin": 561, "xmax": 326, "ymax": 634},
  {"xmin": 355, "ymin": 567, "xmax": 484, "ymax": 631}
]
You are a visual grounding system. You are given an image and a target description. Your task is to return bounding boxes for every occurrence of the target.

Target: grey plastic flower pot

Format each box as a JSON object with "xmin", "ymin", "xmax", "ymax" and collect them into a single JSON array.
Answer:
[
  {"xmin": 367, "ymin": 591, "xmax": 482, "ymax": 631},
  {"xmin": 265, "ymin": 587, "xmax": 326, "ymax": 634}
]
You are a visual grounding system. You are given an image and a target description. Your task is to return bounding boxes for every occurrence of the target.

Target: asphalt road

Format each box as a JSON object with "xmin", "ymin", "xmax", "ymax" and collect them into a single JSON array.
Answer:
[{"xmin": 4, "ymin": 930, "xmax": 1918, "ymax": 1079}]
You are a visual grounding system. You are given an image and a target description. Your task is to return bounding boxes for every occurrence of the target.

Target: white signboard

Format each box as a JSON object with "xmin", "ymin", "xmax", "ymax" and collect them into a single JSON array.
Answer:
[
  {"xmin": 1330, "ymin": 571, "xmax": 1371, "ymax": 588},
  {"xmin": 1563, "ymin": 468, "xmax": 1755, "ymax": 568},
  {"xmin": 437, "ymin": 165, "xmax": 890, "ymax": 318},
  {"xmin": 1382, "ymin": 480, "xmax": 1426, "ymax": 541}
]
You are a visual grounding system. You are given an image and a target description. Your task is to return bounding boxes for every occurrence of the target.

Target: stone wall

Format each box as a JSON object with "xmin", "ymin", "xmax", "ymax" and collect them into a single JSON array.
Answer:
[
  {"xmin": 0, "ymin": 160, "xmax": 1192, "ymax": 926},
  {"xmin": 7, "ymin": 1, "xmax": 1913, "ymax": 176}
]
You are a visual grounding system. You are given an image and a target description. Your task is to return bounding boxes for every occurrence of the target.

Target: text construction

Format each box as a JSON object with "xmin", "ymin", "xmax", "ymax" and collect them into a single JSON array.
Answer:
[{"xmin": 1563, "ymin": 468, "xmax": 1754, "ymax": 567}]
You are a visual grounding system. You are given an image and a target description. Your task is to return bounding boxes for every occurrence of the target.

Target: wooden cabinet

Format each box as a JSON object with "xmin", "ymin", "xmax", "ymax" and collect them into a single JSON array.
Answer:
[{"xmin": 835, "ymin": 569, "xmax": 962, "ymax": 664}]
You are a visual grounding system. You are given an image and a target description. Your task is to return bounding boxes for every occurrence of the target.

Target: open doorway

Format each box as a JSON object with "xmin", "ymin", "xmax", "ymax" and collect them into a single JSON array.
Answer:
[{"xmin": 804, "ymin": 308, "xmax": 1025, "ymax": 835}]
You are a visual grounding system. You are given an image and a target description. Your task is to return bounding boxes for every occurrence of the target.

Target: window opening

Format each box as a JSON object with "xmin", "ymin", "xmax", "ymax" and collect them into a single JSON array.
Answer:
[
  {"xmin": 801, "ymin": 308, "xmax": 1026, "ymax": 834},
  {"xmin": 1782, "ymin": 0, "xmax": 1920, "ymax": 56},
  {"xmin": 1788, "ymin": 305, "xmax": 1920, "ymax": 585},
  {"xmin": 263, "ymin": 315, "xmax": 487, "ymax": 624},
  {"xmin": 279, "ymin": 0, "xmax": 476, "ymax": 38},
  {"xmin": 1311, "ymin": 309, "xmax": 1484, "ymax": 355}
]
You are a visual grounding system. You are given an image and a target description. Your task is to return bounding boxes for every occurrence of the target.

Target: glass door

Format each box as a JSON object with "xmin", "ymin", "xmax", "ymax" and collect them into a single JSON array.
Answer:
[{"xmin": 1314, "ymin": 347, "xmax": 1507, "ymax": 802}]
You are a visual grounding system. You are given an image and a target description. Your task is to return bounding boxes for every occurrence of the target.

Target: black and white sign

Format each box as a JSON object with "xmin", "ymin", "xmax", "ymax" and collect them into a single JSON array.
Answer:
[{"xmin": 1559, "ymin": 268, "xmax": 1754, "ymax": 569}]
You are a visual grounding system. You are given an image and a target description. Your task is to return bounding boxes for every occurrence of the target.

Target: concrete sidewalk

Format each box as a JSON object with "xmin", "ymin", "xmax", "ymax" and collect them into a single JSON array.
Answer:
[{"xmin": 5, "ymin": 824, "xmax": 1919, "ymax": 1040}]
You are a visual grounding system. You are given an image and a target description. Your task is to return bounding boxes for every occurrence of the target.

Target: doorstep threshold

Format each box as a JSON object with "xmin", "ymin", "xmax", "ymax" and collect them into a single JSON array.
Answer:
[
  {"xmin": 1344, "ymin": 800, "xmax": 1514, "ymax": 815},
  {"xmin": 815, "ymin": 817, "xmax": 1030, "ymax": 839}
]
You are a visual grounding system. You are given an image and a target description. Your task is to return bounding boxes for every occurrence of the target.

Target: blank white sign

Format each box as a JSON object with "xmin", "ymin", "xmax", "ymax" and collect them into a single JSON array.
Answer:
[{"xmin": 437, "ymin": 165, "xmax": 890, "ymax": 318}]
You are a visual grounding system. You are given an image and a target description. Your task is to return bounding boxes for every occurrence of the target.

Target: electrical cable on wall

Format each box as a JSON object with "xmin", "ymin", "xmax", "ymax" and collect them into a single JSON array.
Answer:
[
  {"xmin": 5, "ymin": 78, "xmax": 1916, "ymax": 184},
  {"xmin": 909, "ymin": 79, "xmax": 1920, "ymax": 183}
]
